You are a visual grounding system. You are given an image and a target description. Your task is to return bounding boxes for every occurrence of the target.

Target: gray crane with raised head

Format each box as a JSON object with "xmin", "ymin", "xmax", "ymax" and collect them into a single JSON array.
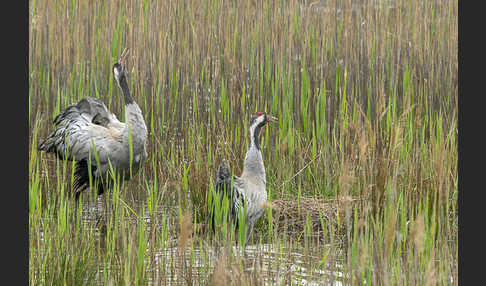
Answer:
[
  {"xmin": 38, "ymin": 49, "xmax": 148, "ymax": 201},
  {"xmin": 210, "ymin": 112, "xmax": 278, "ymax": 243}
]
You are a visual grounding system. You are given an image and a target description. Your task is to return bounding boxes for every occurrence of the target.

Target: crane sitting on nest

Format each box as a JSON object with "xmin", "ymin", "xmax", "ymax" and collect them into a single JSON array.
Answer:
[
  {"xmin": 38, "ymin": 49, "xmax": 148, "ymax": 201},
  {"xmin": 209, "ymin": 112, "xmax": 278, "ymax": 243}
]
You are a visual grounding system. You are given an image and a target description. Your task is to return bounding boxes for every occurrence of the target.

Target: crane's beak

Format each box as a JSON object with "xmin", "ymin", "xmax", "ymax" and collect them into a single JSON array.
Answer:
[
  {"xmin": 267, "ymin": 115, "xmax": 278, "ymax": 123},
  {"xmin": 119, "ymin": 48, "xmax": 129, "ymax": 69}
]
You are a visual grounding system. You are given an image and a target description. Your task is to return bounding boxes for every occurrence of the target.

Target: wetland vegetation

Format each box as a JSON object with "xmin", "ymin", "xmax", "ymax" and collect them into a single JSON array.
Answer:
[{"xmin": 29, "ymin": 0, "xmax": 457, "ymax": 284}]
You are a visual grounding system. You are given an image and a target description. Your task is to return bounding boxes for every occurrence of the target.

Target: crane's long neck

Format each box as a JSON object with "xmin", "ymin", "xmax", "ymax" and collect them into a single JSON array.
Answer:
[
  {"xmin": 119, "ymin": 76, "xmax": 144, "ymax": 125},
  {"xmin": 119, "ymin": 76, "xmax": 134, "ymax": 105},
  {"xmin": 242, "ymin": 124, "xmax": 266, "ymax": 184},
  {"xmin": 119, "ymin": 76, "xmax": 147, "ymax": 151}
]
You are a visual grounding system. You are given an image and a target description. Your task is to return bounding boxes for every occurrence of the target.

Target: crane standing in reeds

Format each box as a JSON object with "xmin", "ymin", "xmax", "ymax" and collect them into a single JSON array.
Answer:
[
  {"xmin": 210, "ymin": 112, "xmax": 278, "ymax": 243},
  {"xmin": 38, "ymin": 49, "xmax": 148, "ymax": 201}
]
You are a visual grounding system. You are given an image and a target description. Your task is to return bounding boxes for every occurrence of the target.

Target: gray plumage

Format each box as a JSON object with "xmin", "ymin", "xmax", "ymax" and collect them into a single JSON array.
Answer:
[
  {"xmin": 38, "ymin": 49, "xmax": 148, "ymax": 200},
  {"xmin": 210, "ymin": 112, "xmax": 278, "ymax": 242}
]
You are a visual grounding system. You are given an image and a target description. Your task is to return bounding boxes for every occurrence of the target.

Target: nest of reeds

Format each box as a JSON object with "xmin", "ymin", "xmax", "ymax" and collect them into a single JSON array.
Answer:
[{"xmin": 267, "ymin": 197, "xmax": 362, "ymax": 237}]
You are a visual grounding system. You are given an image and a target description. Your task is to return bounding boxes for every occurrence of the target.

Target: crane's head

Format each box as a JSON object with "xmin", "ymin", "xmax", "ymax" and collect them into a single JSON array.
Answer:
[
  {"xmin": 113, "ymin": 48, "xmax": 129, "ymax": 84},
  {"xmin": 249, "ymin": 112, "xmax": 278, "ymax": 149},
  {"xmin": 249, "ymin": 112, "xmax": 278, "ymax": 129}
]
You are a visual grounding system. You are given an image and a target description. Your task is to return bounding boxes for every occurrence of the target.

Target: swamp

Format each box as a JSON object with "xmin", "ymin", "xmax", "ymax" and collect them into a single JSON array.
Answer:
[{"xmin": 29, "ymin": 0, "xmax": 457, "ymax": 284}]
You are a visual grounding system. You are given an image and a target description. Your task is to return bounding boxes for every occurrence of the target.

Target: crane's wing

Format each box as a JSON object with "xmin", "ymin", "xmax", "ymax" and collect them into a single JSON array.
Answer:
[
  {"xmin": 38, "ymin": 97, "xmax": 126, "ymax": 165},
  {"xmin": 75, "ymin": 97, "xmax": 123, "ymax": 129},
  {"xmin": 38, "ymin": 97, "xmax": 128, "ymax": 197}
]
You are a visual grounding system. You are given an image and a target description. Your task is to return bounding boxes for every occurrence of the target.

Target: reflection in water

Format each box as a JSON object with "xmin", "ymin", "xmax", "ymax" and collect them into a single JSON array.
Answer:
[
  {"xmin": 151, "ymin": 242, "xmax": 347, "ymax": 285},
  {"xmin": 73, "ymin": 197, "xmax": 349, "ymax": 285}
]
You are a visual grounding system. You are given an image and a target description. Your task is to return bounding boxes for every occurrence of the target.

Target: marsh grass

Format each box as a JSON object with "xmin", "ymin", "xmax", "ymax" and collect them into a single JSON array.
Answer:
[{"xmin": 29, "ymin": 0, "xmax": 457, "ymax": 284}]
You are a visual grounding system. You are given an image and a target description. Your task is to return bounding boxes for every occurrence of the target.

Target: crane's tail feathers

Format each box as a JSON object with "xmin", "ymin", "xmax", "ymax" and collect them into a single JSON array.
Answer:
[
  {"xmin": 212, "ymin": 159, "xmax": 245, "ymax": 229},
  {"xmin": 37, "ymin": 128, "xmax": 69, "ymax": 158},
  {"xmin": 38, "ymin": 97, "xmax": 114, "ymax": 156},
  {"xmin": 37, "ymin": 103, "xmax": 89, "ymax": 158},
  {"xmin": 72, "ymin": 160, "xmax": 105, "ymax": 200},
  {"xmin": 217, "ymin": 159, "xmax": 231, "ymax": 180},
  {"xmin": 38, "ymin": 105, "xmax": 77, "ymax": 149},
  {"xmin": 73, "ymin": 160, "xmax": 91, "ymax": 194}
]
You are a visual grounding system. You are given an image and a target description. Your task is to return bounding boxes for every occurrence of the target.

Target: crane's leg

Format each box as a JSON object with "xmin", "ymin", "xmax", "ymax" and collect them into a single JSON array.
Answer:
[
  {"xmin": 245, "ymin": 222, "xmax": 254, "ymax": 245},
  {"xmin": 74, "ymin": 190, "xmax": 82, "ymax": 201},
  {"xmin": 73, "ymin": 187, "xmax": 85, "ymax": 218}
]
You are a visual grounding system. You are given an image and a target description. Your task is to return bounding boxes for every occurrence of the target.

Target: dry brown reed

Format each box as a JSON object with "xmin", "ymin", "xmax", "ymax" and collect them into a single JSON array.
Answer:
[
  {"xmin": 410, "ymin": 213, "xmax": 426, "ymax": 253},
  {"xmin": 178, "ymin": 211, "xmax": 193, "ymax": 252},
  {"xmin": 212, "ymin": 255, "xmax": 228, "ymax": 286},
  {"xmin": 270, "ymin": 197, "xmax": 361, "ymax": 235}
]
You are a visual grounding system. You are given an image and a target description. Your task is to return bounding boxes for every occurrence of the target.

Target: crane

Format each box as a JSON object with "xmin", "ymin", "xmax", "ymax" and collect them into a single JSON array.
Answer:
[
  {"xmin": 209, "ymin": 112, "xmax": 278, "ymax": 243},
  {"xmin": 38, "ymin": 49, "xmax": 148, "ymax": 201}
]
